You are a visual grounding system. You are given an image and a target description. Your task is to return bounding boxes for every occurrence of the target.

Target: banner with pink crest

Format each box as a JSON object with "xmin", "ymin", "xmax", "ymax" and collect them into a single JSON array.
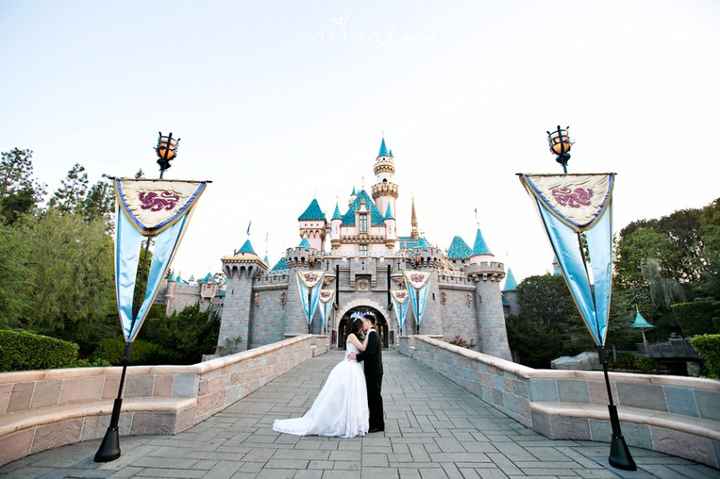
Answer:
[
  {"xmin": 404, "ymin": 270, "xmax": 431, "ymax": 332},
  {"xmin": 518, "ymin": 173, "xmax": 615, "ymax": 347},
  {"xmin": 114, "ymin": 178, "xmax": 208, "ymax": 342}
]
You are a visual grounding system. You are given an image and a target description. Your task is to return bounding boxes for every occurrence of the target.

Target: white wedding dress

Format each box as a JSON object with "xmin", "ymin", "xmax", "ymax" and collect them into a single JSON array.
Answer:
[{"xmin": 273, "ymin": 341, "xmax": 369, "ymax": 438}]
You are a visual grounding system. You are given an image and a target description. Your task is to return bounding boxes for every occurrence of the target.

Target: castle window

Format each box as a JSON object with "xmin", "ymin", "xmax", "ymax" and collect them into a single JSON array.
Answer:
[
  {"xmin": 359, "ymin": 214, "xmax": 368, "ymax": 233},
  {"xmin": 359, "ymin": 244, "xmax": 368, "ymax": 256}
]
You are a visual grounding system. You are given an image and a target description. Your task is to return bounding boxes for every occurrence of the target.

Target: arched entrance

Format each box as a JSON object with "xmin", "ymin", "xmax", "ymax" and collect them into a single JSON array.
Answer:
[{"xmin": 337, "ymin": 306, "xmax": 389, "ymax": 350}]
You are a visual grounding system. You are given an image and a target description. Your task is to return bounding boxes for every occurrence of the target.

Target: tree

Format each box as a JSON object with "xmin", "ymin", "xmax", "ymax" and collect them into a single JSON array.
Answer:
[
  {"xmin": 0, "ymin": 222, "xmax": 31, "ymax": 327},
  {"xmin": 13, "ymin": 210, "xmax": 116, "ymax": 350},
  {"xmin": 83, "ymin": 179, "xmax": 114, "ymax": 224},
  {"xmin": 0, "ymin": 148, "xmax": 46, "ymax": 223},
  {"xmin": 49, "ymin": 163, "xmax": 89, "ymax": 214}
]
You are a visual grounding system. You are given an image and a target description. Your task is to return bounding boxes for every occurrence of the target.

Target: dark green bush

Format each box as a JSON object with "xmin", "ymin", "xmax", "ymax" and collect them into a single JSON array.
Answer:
[
  {"xmin": 672, "ymin": 300, "xmax": 720, "ymax": 336},
  {"xmin": 93, "ymin": 338, "xmax": 173, "ymax": 366},
  {"xmin": 0, "ymin": 329, "xmax": 79, "ymax": 372},
  {"xmin": 691, "ymin": 334, "xmax": 720, "ymax": 379}
]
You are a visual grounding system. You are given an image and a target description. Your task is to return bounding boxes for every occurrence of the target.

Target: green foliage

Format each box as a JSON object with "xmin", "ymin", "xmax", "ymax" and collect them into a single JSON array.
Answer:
[
  {"xmin": 0, "ymin": 148, "xmax": 46, "ymax": 224},
  {"xmin": 48, "ymin": 163, "xmax": 89, "ymax": 214},
  {"xmin": 609, "ymin": 352, "xmax": 656, "ymax": 373},
  {"xmin": 93, "ymin": 338, "xmax": 174, "ymax": 366},
  {"xmin": 139, "ymin": 304, "xmax": 221, "ymax": 364},
  {"xmin": 0, "ymin": 222, "xmax": 31, "ymax": 327},
  {"xmin": 671, "ymin": 300, "xmax": 720, "ymax": 336},
  {"xmin": 690, "ymin": 334, "xmax": 720, "ymax": 379},
  {"xmin": 0, "ymin": 329, "xmax": 79, "ymax": 372}
]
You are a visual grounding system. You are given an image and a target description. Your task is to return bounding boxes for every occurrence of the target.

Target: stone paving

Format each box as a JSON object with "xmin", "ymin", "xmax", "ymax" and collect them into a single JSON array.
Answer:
[{"xmin": 1, "ymin": 351, "xmax": 719, "ymax": 479}]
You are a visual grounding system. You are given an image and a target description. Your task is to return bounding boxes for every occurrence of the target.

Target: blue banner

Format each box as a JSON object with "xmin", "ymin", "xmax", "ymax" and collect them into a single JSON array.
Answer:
[
  {"xmin": 404, "ymin": 271, "xmax": 431, "ymax": 330},
  {"xmin": 296, "ymin": 271, "xmax": 324, "ymax": 328},
  {"xmin": 521, "ymin": 174, "xmax": 615, "ymax": 347},
  {"xmin": 391, "ymin": 290, "xmax": 410, "ymax": 335}
]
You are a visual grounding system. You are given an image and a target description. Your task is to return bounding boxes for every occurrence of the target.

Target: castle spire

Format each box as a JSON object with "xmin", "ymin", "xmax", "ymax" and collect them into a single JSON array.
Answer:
[
  {"xmin": 378, "ymin": 137, "xmax": 389, "ymax": 157},
  {"xmin": 411, "ymin": 196, "xmax": 419, "ymax": 239}
]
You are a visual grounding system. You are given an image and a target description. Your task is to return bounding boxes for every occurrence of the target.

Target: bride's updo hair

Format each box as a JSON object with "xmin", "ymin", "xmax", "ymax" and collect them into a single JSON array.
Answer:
[{"xmin": 350, "ymin": 317, "xmax": 364, "ymax": 338}]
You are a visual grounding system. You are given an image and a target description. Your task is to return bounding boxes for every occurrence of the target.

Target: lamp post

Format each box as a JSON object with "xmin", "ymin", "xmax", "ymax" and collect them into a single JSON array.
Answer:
[
  {"xmin": 546, "ymin": 125, "xmax": 572, "ymax": 174},
  {"xmin": 155, "ymin": 131, "xmax": 180, "ymax": 179}
]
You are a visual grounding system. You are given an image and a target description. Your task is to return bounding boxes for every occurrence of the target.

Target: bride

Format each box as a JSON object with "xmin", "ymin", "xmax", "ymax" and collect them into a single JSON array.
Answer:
[{"xmin": 273, "ymin": 315, "xmax": 369, "ymax": 438}]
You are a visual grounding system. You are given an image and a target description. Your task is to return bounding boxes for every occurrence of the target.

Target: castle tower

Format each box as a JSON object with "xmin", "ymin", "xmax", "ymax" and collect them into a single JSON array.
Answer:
[
  {"xmin": 384, "ymin": 203, "xmax": 396, "ymax": 247},
  {"xmin": 298, "ymin": 198, "xmax": 327, "ymax": 251},
  {"xmin": 465, "ymin": 227, "xmax": 512, "ymax": 360},
  {"xmin": 217, "ymin": 239, "xmax": 268, "ymax": 354},
  {"xmin": 502, "ymin": 267, "xmax": 520, "ymax": 316},
  {"xmin": 285, "ymin": 240, "xmax": 321, "ymax": 336},
  {"xmin": 330, "ymin": 201, "xmax": 342, "ymax": 250},
  {"xmin": 371, "ymin": 137, "xmax": 399, "ymax": 222}
]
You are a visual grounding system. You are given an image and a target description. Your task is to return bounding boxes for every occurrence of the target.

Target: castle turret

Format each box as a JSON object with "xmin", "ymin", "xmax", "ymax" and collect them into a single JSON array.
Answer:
[
  {"xmin": 384, "ymin": 203, "xmax": 396, "ymax": 246},
  {"xmin": 465, "ymin": 227, "xmax": 512, "ymax": 360},
  {"xmin": 502, "ymin": 267, "xmax": 520, "ymax": 317},
  {"xmin": 371, "ymin": 137, "xmax": 399, "ymax": 220},
  {"xmin": 217, "ymin": 238, "xmax": 268, "ymax": 354},
  {"xmin": 298, "ymin": 198, "xmax": 327, "ymax": 251}
]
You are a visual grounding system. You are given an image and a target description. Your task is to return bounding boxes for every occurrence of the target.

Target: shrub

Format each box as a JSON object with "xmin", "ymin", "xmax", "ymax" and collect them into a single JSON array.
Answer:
[
  {"xmin": 691, "ymin": 334, "xmax": 720, "ymax": 379},
  {"xmin": 0, "ymin": 329, "xmax": 79, "ymax": 372},
  {"xmin": 447, "ymin": 336, "xmax": 476, "ymax": 349},
  {"xmin": 671, "ymin": 300, "xmax": 720, "ymax": 336},
  {"xmin": 93, "ymin": 338, "xmax": 173, "ymax": 366}
]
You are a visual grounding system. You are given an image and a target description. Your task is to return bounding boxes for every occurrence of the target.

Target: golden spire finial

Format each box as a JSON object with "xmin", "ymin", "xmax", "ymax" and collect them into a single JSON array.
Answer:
[{"xmin": 411, "ymin": 195, "xmax": 419, "ymax": 239}]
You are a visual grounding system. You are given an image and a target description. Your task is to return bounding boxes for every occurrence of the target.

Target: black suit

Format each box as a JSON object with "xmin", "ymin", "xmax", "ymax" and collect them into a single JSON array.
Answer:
[{"xmin": 356, "ymin": 329, "xmax": 384, "ymax": 431}]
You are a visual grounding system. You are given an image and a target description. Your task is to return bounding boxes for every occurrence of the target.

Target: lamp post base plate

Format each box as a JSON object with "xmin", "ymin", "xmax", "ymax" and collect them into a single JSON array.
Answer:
[
  {"xmin": 94, "ymin": 426, "xmax": 121, "ymax": 462},
  {"xmin": 609, "ymin": 434, "xmax": 637, "ymax": 471}
]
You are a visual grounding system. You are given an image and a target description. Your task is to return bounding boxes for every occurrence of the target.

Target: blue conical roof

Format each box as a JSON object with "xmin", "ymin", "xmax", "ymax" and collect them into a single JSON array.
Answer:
[
  {"xmin": 472, "ymin": 228, "xmax": 491, "ymax": 256},
  {"xmin": 631, "ymin": 307, "xmax": 654, "ymax": 329},
  {"xmin": 238, "ymin": 239, "xmax": 257, "ymax": 255},
  {"xmin": 298, "ymin": 198, "xmax": 326, "ymax": 221},
  {"xmin": 448, "ymin": 236, "xmax": 472, "ymax": 259},
  {"xmin": 351, "ymin": 186, "xmax": 356, "ymax": 196},
  {"xmin": 200, "ymin": 272, "xmax": 213, "ymax": 284},
  {"xmin": 388, "ymin": 149, "xmax": 393, "ymax": 157},
  {"xmin": 384, "ymin": 203, "xmax": 395, "ymax": 220},
  {"xmin": 378, "ymin": 137, "xmax": 389, "ymax": 157},
  {"xmin": 299, "ymin": 238, "xmax": 311, "ymax": 249},
  {"xmin": 271, "ymin": 257, "xmax": 288, "ymax": 272},
  {"xmin": 332, "ymin": 202, "xmax": 342, "ymax": 221},
  {"xmin": 504, "ymin": 268, "xmax": 518, "ymax": 291},
  {"xmin": 341, "ymin": 190, "xmax": 385, "ymax": 226}
]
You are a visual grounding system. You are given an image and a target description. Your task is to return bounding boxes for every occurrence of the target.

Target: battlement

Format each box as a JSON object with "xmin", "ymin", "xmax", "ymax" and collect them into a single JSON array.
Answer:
[
  {"xmin": 405, "ymin": 246, "xmax": 446, "ymax": 269},
  {"xmin": 437, "ymin": 271, "xmax": 474, "ymax": 287},
  {"xmin": 465, "ymin": 260, "xmax": 505, "ymax": 282},
  {"xmin": 222, "ymin": 253, "xmax": 268, "ymax": 279},
  {"xmin": 371, "ymin": 181, "xmax": 398, "ymax": 199},
  {"xmin": 286, "ymin": 247, "xmax": 321, "ymax": 268},
  {"xmin": 373, "ymin": 157, "xmax": 395, "ymax": 176}
]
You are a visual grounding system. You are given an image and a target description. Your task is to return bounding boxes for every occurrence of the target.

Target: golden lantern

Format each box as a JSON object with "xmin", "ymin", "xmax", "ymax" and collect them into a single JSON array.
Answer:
[
  {"xmin": 155, "ymin": 132, "xmax": 180, "ymax": 179},
  {"xmin": 546, "ymin": 125, "xmax": 573, "ymax": 173}
]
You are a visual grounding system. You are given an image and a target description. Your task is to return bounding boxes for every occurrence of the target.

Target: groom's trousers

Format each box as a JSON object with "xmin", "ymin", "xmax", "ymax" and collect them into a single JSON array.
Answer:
[{"xmin": 367, "ymin": 373, "xmax": 385, "ymax": 430}]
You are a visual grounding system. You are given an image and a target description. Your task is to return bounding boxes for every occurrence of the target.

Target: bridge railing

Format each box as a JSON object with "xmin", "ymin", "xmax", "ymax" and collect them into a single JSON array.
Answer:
[
  {"xmin": 400, "ymin": 335, "xmax": 720, "ymax": 468},
  {"xmin": 0, "ymin": 334, "xmax": 328, "ymax": 466}
]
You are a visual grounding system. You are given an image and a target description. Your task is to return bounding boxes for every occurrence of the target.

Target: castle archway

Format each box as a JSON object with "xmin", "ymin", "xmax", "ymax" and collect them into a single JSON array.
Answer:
[{"xmin": 337, "ymin": 305, "xmax": 389, "ymax": 350}]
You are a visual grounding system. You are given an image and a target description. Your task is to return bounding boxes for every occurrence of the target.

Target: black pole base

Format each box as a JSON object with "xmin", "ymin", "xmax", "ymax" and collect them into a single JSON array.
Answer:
[
  {"xmin": 94, "ymin": 425, "xmax": 121, "ymax": 462},
  {"xmin": 609, "ymin": 433, "xmax": 637, "ymax": 470}
]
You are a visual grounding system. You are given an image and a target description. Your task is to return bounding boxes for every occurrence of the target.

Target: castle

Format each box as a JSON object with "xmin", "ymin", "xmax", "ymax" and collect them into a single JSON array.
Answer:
[{"xmin": 158, "ymin": 138, "xmax": 514, "ymax": 360}]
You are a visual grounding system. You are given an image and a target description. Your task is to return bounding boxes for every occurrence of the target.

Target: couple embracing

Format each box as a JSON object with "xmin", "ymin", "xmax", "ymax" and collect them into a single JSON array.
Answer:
[{"xmin": 273, "ymin": 312, "xmax": 384, "ymax": 438}]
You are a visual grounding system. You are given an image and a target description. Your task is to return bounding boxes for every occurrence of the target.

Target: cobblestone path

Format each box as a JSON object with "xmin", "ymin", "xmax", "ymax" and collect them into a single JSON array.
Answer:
[{"xmin": 1, "ymin": 351, "xmax": 718, "ymax": 479}]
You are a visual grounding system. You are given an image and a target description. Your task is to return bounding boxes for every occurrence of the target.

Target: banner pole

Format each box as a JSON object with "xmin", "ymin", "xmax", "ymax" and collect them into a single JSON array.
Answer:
[{"xmin": 94, "ymin": 341, "xmax": 132, "ymax": 462}]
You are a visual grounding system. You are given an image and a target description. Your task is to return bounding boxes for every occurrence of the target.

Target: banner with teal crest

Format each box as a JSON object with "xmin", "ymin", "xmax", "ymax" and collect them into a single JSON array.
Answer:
[
  {"xmin": 519, "ymin": 173, "xmax": 614, "ymax": 347},
  {"xmin": 114, "ymin": 178, "xmax": 208, "ymax": 342},
  {"xmin": 391, "ymin": 289, "xmax": 410, "ymax": 335}
]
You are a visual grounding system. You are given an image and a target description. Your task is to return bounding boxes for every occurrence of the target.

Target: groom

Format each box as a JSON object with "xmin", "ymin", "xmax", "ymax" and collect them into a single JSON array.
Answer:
[{"xmin": 348, "ymin": 313, "xmax": 384, "ymax": 432}]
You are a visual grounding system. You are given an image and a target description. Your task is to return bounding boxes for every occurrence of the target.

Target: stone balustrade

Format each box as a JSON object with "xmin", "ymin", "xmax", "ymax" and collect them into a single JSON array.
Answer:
[
  {"xmin": 0, "ymin": 334, "xmax": 327, "ymax": 466},
  {"xmin": 399, "ymin": 335, "xmax": 720, "ymax": 468}
]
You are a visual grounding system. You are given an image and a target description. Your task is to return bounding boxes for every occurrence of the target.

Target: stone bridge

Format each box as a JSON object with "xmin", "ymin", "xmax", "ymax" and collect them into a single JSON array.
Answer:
[{"xmin": 1, "ymin": 336, "xmax": 719, "ymax": 478}]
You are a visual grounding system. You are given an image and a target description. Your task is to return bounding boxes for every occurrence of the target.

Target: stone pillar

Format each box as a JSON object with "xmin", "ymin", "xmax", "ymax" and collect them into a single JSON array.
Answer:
[{"xmin": 217, "ymin": 266, "xmax": 255, "ymax": 354}]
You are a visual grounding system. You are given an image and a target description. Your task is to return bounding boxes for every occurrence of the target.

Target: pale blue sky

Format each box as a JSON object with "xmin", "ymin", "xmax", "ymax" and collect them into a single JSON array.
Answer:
[{"xmin": 2, "ymin": 1, "xmax": 719, "ymax": 280}]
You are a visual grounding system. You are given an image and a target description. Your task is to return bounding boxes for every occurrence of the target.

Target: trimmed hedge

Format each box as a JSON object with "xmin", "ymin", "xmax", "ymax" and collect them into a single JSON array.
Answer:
[
  {"xmin": 0, "ymin": 329, "xmax": 79, "ymax": 372},
  {"xmin": 691, "ymin": 334, "xmax": 720, "ymax": 379}
]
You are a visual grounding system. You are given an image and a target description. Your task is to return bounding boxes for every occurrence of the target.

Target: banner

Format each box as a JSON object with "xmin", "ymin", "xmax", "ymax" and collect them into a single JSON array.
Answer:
[
  {"xmin": 404, "ymin": 270, "xmax": 431, "ymax": 330},
  {"xmin": 296, "ymin": 271, "xmax": 325, "ymax": 328},
  {"xmin": 519, "ymin": 173, "xmax": 614, "ymax": 347},
  {"xmin": 114, "ymin": 179, "xmax": 208, "ymax": 342},
  {"xmin": 318, "ymin": 289, "xmax": 335, "ymax": 331},
  {"xmin": 390, "ymin": 289, "xmax": 410, "ymax": 334}
]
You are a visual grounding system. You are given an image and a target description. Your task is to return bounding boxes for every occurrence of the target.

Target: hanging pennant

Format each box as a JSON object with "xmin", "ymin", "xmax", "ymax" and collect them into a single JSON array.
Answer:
[
  {"xmin": 296, "ymin": 271, "xmax": 325, "ymax": 328},
  {"xmin": 519, "ymin": 173, "xmax": 615, "ymax": 347},
  {"xmin": 318, "ymin": 289, "xmax": 335, "ymax": 331},
  {"xmin": 390, "ymin": 289, "xmax": 410, "ymax": 334},
  {"xmin": 404, "ymin": 270, "xmax": 431, "ymax": 329},
  {"xmin": 114, "ymin": 179, "xmax": 208, "ymax": 342}
]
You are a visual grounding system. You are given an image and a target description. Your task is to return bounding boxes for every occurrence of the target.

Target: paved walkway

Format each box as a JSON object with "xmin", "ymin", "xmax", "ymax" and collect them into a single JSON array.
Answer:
[{"xmin": 1, "ymin": 351, "xmax": 719, "ymax": 479}]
